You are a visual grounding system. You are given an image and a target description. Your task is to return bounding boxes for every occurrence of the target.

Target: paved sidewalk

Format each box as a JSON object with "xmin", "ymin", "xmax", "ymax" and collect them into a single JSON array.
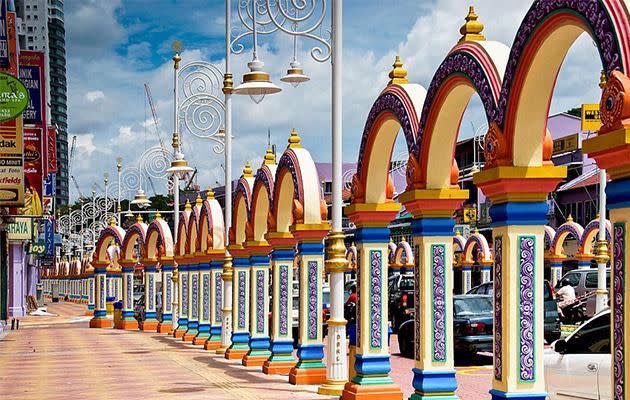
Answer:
[{"xmin": 0, "ymin": 302, "xmax": 333, "ymax": 400}]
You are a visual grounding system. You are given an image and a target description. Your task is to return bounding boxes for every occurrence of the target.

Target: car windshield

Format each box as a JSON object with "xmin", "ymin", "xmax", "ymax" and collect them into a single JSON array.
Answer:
[
  {"xmin": 399, "ymin": 276, "xmax": 414, "ymax": 291},
  {"xmin": 454, "ymin": 297, "xmax": 492, "ymax": 317}
]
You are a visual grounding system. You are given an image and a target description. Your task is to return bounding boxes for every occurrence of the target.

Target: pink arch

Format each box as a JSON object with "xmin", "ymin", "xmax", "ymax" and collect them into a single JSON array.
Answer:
[{"xmin": 551, "ymin": 220, "xmax": 585, "ymax": 256}]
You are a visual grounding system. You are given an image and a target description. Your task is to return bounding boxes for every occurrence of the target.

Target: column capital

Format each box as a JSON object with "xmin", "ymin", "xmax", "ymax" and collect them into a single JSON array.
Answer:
[
  {"xmin": 345, "ymin": 202, "xmax": 400, "ymax": 228},
  {"xmin": 206, "ymin": 249, "xmax": 226, "ymax": 262},
  {"xmin": 265, "ymin": 231, "xmax": 297, "ymax": 248},
  {"xmin": 141, "ymin": 258, "xmax": 158, "ymax": 267},
  {"xmin": 473, "ymin": 165, "xmax": 566, "ymax": 204},
  {"xmin": 399, "ymin": 188, "xmax": 468, "ymax": 218},
  {"xmin": 244, "ymin": 240, "xmax": 272, "ymax": 256},
  {"xmin": 291, "ymin": 224, "xmax": 330, "ymax": 242},
  {"xmin": 227, "ymin": 244, "xmax": 249, "ymax": 258}
]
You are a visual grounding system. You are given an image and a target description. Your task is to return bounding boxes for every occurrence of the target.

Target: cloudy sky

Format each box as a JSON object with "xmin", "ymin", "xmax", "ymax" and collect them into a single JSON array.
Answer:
[{"xmin": 66, "ymin": 0, "xmax": 603, "ymax": 202}]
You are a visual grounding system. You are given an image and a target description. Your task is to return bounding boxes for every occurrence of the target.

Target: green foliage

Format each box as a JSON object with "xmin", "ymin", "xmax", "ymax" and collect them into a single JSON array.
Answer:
[{"xmin": 566, "ymin": 107, "xmax": 582, "ymax": 118}]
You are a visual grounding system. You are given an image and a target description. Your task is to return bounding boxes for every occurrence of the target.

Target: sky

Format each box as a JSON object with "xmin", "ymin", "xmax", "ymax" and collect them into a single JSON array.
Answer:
[{"xmin": 65, "ymin": 0, "xmax": 603, "ymax": 202}]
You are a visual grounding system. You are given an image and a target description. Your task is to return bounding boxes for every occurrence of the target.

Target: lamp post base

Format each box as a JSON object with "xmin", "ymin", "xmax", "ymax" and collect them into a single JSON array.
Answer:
[{"xmin": 318, "ymin": 379, "xmax": 347, "ymax": 396}]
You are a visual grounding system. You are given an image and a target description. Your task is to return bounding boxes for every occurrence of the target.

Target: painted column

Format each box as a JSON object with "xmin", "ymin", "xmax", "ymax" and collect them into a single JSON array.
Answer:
[
  {"xmin": 86, "ymin": 272, "xmax": 95, "ymax": 316},
  {"xmin": 157, "ymin": 259, "xmax": 174, "ymax": 333},
  {"xmin": 263, "ymin": 233, "xmax": 297, "ymax": 375},
  {"xmin": 481, "ymin": 263, "xmax": 492, "ymax": 284},
  {"xmin": 173, "ymin": 263, "xmax": 188, "ymax": 338},
  {"xmin": 575, "ymin": 254, "xmax": 592, "ymax": 269},
  {"xmin": 225, "ymin": 246, "xmax": 251, "ymax": 359},
  {"xmin": 193, "ymin": 257, "xmax": 212, "ymax": 345},
  {"xmin": 243, "ymin": 242, "xmax": 272, "ymax": 367},
  {"xmin": 89, "ymin": 262, "xmax": 112, "ymax": 328},
  {"xmin": 116, "ymin": 263, "xmax": 138, "ymax": 330},
  {"xmin": 342, "ymin": 205, "xmax": 402, "ymax": 399},
  {"xmin": 204, "ymin": 255, "xmax": 224, "ymax": 350},
  {"xmin": 140, "ymin": 261, "xmax": 159, "ymax": 331},
  {"xmin": 548, "ymin": 257, "xmax": 564, "ymax": 287},
  {"xmin": 217, "ymin": 255, "xmax": 233, "ymax": 355},
  {"xmin": 183, "ymin": 260, "xmax": 200, "ymax": 342},
  {"xmin": 290, "ymin": 227, "xmax": 330, "ymax": 386},
  {"xmin": 461, "ymin": 263, "xmax": 473, "ymax": 293}
]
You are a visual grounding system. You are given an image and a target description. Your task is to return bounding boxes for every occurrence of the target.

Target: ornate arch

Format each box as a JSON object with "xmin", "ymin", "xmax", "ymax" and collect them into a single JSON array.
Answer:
[
  {"xmin": 491, "ymin": 0, "xmax": 630, "ymax": 168},
  {"xmin": 121, "ymin": 221, "xmax": 148, "ymax": 263},
  {"xmin": 272, "ymin": 146, "xmax": 326, "ymax": 233},
  {"xmin": 462, "ymin": 231, "xmax": 493, "ymax": 264},
  {"xmin": 544, "ymin": 225, "xmax": 557, "ymax": 252},
  {"xmin": 581, "ymin": 218, "xmax": 612, "ymax": 255},
  {"xmin": 231, "ymin": 175, "xmax": 254, "ymax": 245},
  {"xmin": 186, "ymin": 201, "xmax": 202, "ymax": 255},
  {"xmin": 352, "ymin": 83, "xmax": 426, "ymax": 204},
  {"xmin": 250, "ymin": 163, "xmax": 276, "ymax": 242},
  {"xmin": 176, "ymin": 208, "xmax": 191, "ymax": 257},
  {"xmin": 551, "ymin": 218, "xmax": 585, "ymax": 256},
  {"xmin": 145, "ymin": 217, "xmax": 175, "ymax": 261},
  {"xmin": 387, "ymin": 240, "xmax": 397, "ymax": 265},
  {"xmin": 346, "ymin": 244, "xmax": 357, "ymax": 271},
  {"xmin": 413, "ymin": 40, "xmax": 508, "ymax": 189},
  {"xmin": 394, "ymin": 240, "xmax": 415, "ymax": 267},
  {"xmin": 453, "ymin": 233, "xmax": 467, "ymax": 253},
  {"xmin": 95, "ymin": 225, "xmax": 126, "ymax": 264},
  {"xmin": 198, "ymin": 193, "xmax": 225, "ymax": 252}
]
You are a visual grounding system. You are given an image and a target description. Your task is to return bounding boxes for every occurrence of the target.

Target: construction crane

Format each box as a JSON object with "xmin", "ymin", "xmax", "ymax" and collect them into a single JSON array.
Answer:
[
  {"xmin": 71, "ymin": 176, "xmax": 84, "ymax": 199},
  {"xmin": 68, "ymin": 135, "xmax": 85, "ymax": 199},
  {"xmin": 144, "ymin": 83, "xmax": 166, "ymax": 149}
]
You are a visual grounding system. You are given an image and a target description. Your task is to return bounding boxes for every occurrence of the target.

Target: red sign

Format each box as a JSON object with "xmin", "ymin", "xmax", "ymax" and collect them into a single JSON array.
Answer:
[
  {"xmin": 19, "ymin": 126, "xmax": 43, "ymax": 215},
  {"xmin": 46, "ymin": 125, "xmax": 57, "ymax": 173}
]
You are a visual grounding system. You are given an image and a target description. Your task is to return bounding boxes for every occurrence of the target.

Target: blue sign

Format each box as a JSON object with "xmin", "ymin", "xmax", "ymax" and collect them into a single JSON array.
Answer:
[
  {"xmin": 0, "ymin": 1, "xmax": 8, "ymax": 68},
  {"xmin": 44, "ymin": 173, "xmax": 56, "ymax": 196},
  {"xmin": 19, "ymin": 65, "xmax": 42, "ymax": 125},
  {"xmin": 44, "ymin": 219, "xmax": 54, "ymax": 257}
]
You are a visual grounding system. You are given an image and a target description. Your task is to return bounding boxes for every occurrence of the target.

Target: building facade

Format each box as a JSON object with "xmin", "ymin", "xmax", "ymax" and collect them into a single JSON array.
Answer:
[{"xmin": 15, "ymin": 0, "xmax": 68, "ymax": 205}]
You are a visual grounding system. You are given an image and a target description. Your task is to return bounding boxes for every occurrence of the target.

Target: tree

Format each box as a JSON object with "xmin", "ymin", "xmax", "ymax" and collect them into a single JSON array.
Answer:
[{"xmin": 566, "ymin": 107, "xmax": 581, "ymax": 118}]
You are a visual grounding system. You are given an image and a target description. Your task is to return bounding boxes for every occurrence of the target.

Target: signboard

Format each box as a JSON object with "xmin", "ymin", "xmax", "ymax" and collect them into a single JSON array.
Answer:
[
  {"xmin": 463, "ymin": 207, "xmax": 477, "ymax": 223},
  {"xmin": 29, "ymin": 240, "xmax": 46, "ymax": 255},
  {"xmin": 44, "ymin": 173, "xmax": 55, "ymax": 196},
  {"xmin": 46, "ymin": 126, "xmax": 56, "ymax": 173},
  {"xmin": 6, "ymin": 217, "xmax": 33, "ymax": 240},
  {"xmin": 42, "ymin": 196, "xmax": 53, "ymax": 215},
  {"xmin": 0, "ymin": 0, "xmax": 8, "ymax": 68},
  {"xmin": 553, "ymin": 133, "xmax": 580, "ymax": 156},
  {"xmin": 581, "ymin": 104, "xmax": 602, "ymax": 131},
  {"xmin": 0, "ymin": 72, "xmax": 28, "ymax": 122},
  {"xmin": 14, "ymin": 127, "xmax": 43, "ymax": 215},
  {"xmin": 18, "ymin": 51, "xmax": 45, "ymax": 126},
  {"xmin": 43, "ymin": 219, "xmax": 54, "ymax": 256}
]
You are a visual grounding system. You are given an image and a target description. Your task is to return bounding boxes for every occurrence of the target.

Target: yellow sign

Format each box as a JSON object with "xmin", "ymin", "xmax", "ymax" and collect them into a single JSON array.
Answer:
[
  {"xmin": 6, "ymin": 217, "xmax": 33, "ymax": 240},
  {"xmin": 0, "ymin": 116, "xmax": 24, "ymax": 206},
  {"xmin": 581, "ymin": 104, "xmax": 601, "ymax": 131},
  {"xmin": 463, "ymin": 207, "xmax": 477, "ymax": 223},
  {"xmin": 553, "ymin": 133, "xmax": 579, "ymax": 155}
]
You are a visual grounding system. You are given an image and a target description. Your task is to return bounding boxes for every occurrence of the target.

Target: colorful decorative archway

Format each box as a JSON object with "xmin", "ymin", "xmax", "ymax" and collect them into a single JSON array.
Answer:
[
  {"xmin": 117, "ymin": 216, "xmax": 147, "ymax": 331},
  {"xmin": 173, "ymin": 202, "xmax": 192, "ymax": 339}
]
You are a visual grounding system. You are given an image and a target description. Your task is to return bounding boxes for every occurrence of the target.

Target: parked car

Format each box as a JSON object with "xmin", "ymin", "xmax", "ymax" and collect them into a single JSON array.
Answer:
[
  {"xmin": 556, "ymin": 268, "xmax": 610, "ymax": 317},
  {"xmin": 398, "ymin": 294, "xmax": 494, "ymax": 359},
  {"xmin": 467, "ymin": 280, "xmax": 561, "ymax": 343},
  {"xmin": 544, "ymin": 309, "xmax": 611, "ymax": 399},
  {"xmin": 388, "ymin": 273, "xmax": 415, "ymax": 332}
]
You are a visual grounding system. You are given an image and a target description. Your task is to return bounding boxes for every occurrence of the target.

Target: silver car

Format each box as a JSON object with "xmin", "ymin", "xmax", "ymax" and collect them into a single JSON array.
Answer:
[{"xmin": 556, "ymin": 268, "xmax": 610, "ymax": 317}]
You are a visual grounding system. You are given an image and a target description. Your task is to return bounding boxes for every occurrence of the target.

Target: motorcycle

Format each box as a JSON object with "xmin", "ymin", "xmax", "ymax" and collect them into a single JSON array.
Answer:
[{"xmin": 557, "ymin": 291, "xmax": 593, "ymax": 325}]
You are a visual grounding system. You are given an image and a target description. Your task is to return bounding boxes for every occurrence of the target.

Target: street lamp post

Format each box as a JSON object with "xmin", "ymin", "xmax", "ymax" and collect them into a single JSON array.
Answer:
[{"xmin": 116, "ymin": 157, "xmax": 122, "ymax": 224}]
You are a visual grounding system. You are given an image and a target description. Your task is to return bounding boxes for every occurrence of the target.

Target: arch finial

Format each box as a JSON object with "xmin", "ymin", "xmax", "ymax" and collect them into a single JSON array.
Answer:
[
  {"xmin": 288, "ymin": 128, "xmax": 301, "ymax": 148},
  {"xmin": 459, "ymin": 6, "xmax": 485, "ymax": 43},
  {"xmin": 206, "ymin": 187, "xmax": 215, "ymax": 200},
  {"xmin": 388, "ymin": 56, "xmax": 408, "ymax": 86},
  {"xmin": 195, "ymin": 193, "xmax": 203, "ymax": 207},
  {"xmin": 136, "ymin": 214, "xmax": 143, "ymax": 223},
  {"xmin": 184, "ymin": 199, "xmax": 192, "ymax": 212},
  {"xmin": 243, "ymin": 161, "xmax": 254, "ymax": 177},
  {"xmin": 264, "ymin": 145, "xmax": 276, "ymax": 165},
  {"xmin": 567, "ymin": 214, "xmax": 573, "ymax": 223},
  {"xmin": 155, "ymin": 211, "xmax": 162, "ymax": 220},
  {"xmin": 109, "ymin": 217, "xmax": 117, "ymax": 227}
]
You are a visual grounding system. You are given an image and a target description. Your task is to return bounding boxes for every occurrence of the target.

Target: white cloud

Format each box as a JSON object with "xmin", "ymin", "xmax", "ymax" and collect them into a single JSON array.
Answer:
[
  {"xmin": 85, "ymin": 90, "xmax": 105, "ymax": 102},
  {"xmin": 74, "ymin": 134, "xmax": 97, "ymax": 156}
]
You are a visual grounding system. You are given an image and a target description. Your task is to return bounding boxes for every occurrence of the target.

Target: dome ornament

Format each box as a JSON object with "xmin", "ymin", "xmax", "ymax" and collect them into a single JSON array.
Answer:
[
  {"xmin": 288, "ymin": 128, "xmax": 302, "ymax": 149},
  {"xmin": 459, "ymin": 6, "xmax": 486, "ymax": 43},
  {"xmin": 243, "ymin": 161, "xmax": 254, "ymax": 178},
  {"xmin": 184, "ymin": 199, "xmax": 192, "ymax": 212},
  {"xmin": 264, "ymin": 145, "xmax": 276, "ymax": 165},
  {"xmin": 206, "ymin": 187, "xmax": 215, "ymax": 200},
  {"xmin": 388, "ymin": 56, "xmax": 408, "ymax": 86}
]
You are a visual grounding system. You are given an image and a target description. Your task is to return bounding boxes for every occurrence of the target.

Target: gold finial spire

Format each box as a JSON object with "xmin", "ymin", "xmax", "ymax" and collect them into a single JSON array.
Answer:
[
  {"xmin": 599, "ymin": 70, "xmax": 607, "ymax": 90},
  {"xmin": 456, "ymin": 229, "xmax": 462, "ymax": 236},
  {"xmin": 155, "ymin": 211, "xmax": 162, "ymax": 220},
  {"xmin": 288, "ymin": 128, "xmax": 301, "ymax": 148},
  {"xmin": 243, "ymin": 161, "xmax": 254, "ymax": 177},
  {"xmin": 184, "ymin": 199, "xmax": 192, "ymax": 212},
  {"xmin": 172, "ymin": 40, "xmax": 182, "ymax": 69},
  {"xmin": 459, "ymin": 6, "xmax": 486, "ymax": 43},
  {"xmin": 196, "ymin": 193, "xmax": 203, "ymax": 207},
  {"xmin": 474, "ymin": 228, "xmax": 479, "ymax": 234},
  {"xmin": 388, "ymin": 56, "xmax": 408, "ymax": 86},
  {"xmin": 109, "ymin": 217, "xmax": 117, "ymax": 226},
  {"xmin": 206, "ymin": 187, "xmax": 215, "ymax": 200},
  {"xmin": 264, "ymin": 144, "xmax": 276, "ymax": 165},
  {"xmin": 136, "ymin": 214, "xmax": 143, "ymax": 223},
  {"xmin": 567, "ymin": 214, "xmax": 573, "ymax": 223}
]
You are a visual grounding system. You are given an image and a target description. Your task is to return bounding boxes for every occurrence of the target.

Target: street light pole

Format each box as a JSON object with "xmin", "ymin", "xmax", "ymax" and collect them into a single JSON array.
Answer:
[
  {"xmin": 219, "ymin": 0, "xmax": 234, "ymax": 355},
  {"xmin": 116, "ymin": 157, "xmax": 122, "ymax": 224},
  {"xmin": 172, "ymin": 49, "xmax": 181, "ymax": 240}
]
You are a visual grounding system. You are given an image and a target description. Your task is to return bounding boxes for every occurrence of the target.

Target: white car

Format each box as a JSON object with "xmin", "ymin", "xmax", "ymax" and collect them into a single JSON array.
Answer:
[{"xmin": 544, "ymin": 309, "xmax": 611, "ymax": 399}]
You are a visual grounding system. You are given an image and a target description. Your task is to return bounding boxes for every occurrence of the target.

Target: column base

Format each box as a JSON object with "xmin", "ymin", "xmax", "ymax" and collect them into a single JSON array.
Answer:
[
  {"xmin": 156, "ymin": 322, "xmax": 172, "ymax": 333},
  {"xmin": 89, "ymin": 318, "xmax": 113, "ymax": 329},
  {"xmin": 216, "ymin": 345, "xmax": 228, "ymax": 355},
  {"xmin": 193, "ymin": 334, "xmax": 210, "ymax": 346},
  {"xmin": 342, "ymin": 381, "xmax": 403, "ymax": 400},
  {"xmin": 410, "ymin": 369, "xmax": 458, "ymax": 399},
  {"xmin": 263, "ymin": 358, "xmax": 296, "ymax": 375},
  {"xmin": 139, "ymin": 320, "xmax": 159, "ymax": 331},
  {"xmin": 204, "ymin": 339, "xmax": 221, "ymax": 350},
  {"xmin": 242, "ymin": 351, "xmax": 271, "ymax": 367},
  {"xmin": 85, "ymin": 310, "xmax": 94, "ymax": 316},
  {"xmin": 489, "ymin": 389, "xmax": 547, "ymax": 400},
  {"xmin": 183, "ymin": 331, "xmax": 198, "ymax": 342},
  {"xmin": 289, "ymin": 364, "xmax": 327, "ymax": 385},
  {"xmin": 225, "ymin": 347, "xmax": 249, "ymax": 360},
  {"xmin": 318, "ymin": 379, "xmax": 348, "ymax": 396},
  {"xmin": 115, "ymin": 319, "xmax": 139, "ymax": 330}
]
